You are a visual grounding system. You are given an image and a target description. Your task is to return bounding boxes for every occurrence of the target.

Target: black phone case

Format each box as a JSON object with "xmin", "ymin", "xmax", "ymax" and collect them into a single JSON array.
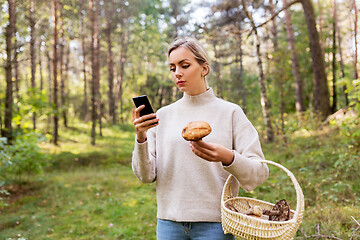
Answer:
[{"xmin": 132, "ymin": 95, "xmax": 154, "ymax": 116}]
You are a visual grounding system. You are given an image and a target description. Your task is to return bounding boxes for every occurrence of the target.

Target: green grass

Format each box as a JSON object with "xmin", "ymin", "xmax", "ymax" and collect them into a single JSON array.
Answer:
[
  {"xmin": 1, "ymin": 116, "xmax": 359, "ymax": 239},
  {"xmin": 1, "ymin": 123, "xmax": 157, "ymax": 240},
  {"xmin": 1, "ymin": 167, "xmax": 157, "ymax": 240}
]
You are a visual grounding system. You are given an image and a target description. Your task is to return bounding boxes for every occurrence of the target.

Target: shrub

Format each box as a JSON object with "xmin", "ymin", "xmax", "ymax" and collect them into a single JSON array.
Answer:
[{"xmin": 0, "ymin": 132, "xmax": 49, "ymax": 183}]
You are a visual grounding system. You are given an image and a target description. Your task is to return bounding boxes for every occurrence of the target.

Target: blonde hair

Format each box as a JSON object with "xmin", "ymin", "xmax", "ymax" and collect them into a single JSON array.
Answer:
[{"xmin": 167, "ymin": 37, "xmax": 211, "ymax": 76}]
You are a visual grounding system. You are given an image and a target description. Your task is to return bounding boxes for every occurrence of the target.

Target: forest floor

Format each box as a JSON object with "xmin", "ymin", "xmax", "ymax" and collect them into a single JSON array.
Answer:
[{"xmin": 0, "ymin": 114, "xmax": 359, "ymax": 240}]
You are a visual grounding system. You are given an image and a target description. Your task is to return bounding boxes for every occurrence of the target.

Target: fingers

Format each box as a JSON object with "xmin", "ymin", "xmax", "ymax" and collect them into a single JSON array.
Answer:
[
  {"xmin": 190, "ymin": 140, "xmax": 217, "ymax": 161},
  {"xmin": 192, "ymin": 139, "xmax": 214, "ymax": 150},
  {"xmin": 133, "ymin": 113, "xmax": 158, "ymax": 126},
  {"xmin": 133, "ymin": 105, "xmax": 159, "ymax": 134},
  {"xmin": 134, "ymin": 105, "xmax": 145, "ymax": 119},
  {"xmin": 190, "ymin": 140, "xmax": 234, "ymax": 165}
]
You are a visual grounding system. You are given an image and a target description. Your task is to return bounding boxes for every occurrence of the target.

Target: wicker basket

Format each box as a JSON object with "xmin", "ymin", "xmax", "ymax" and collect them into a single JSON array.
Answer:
[{"xmin": 221, "ymin": 160, "xmax": 304, "ymax": 240}]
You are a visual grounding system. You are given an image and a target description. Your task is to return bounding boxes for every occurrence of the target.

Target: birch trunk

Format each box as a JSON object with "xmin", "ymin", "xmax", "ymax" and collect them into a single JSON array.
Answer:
[{"xmin": 242, "ymin": 0, "xmax": 274, "ymax": 142}]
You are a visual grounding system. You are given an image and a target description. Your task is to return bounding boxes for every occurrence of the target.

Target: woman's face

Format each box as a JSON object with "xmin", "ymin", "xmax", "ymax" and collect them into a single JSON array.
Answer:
[{"xmin": 168, "ymin": 47, "xmax": 208, "ymax": 96}]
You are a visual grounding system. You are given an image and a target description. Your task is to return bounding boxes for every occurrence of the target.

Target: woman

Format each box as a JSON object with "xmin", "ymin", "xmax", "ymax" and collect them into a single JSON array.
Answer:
[{"xmin": 132, "ymin": 37, "xmax": 269, "ymax": 240}]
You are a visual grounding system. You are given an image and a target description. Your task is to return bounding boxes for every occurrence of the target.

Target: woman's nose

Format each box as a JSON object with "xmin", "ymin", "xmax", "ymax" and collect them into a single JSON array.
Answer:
[{"xmin": 175, "ymin": 68, "xmax": 182, "ymax": 77}]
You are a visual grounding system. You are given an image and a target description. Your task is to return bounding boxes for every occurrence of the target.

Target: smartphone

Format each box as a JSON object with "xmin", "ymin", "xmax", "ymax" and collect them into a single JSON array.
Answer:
[{"xmin": 132, "ymin": 95, "xmax": 155, "ymax": 117}]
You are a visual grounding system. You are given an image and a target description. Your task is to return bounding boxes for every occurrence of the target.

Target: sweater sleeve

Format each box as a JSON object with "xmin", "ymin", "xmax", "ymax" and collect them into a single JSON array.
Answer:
[
  {"xmin": 224, "ymin": 108, "xmax": 269, "ymax": 192},
  {"xmin": 131, "ymin": 128, "xmax": 157, "ymax": 183}
]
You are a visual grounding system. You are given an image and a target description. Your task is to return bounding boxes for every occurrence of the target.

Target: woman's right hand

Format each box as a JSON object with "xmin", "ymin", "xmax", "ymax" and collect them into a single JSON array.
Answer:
[{"xmin": 132, "ymin": 105, "xmax": 159, "ymax": 143}]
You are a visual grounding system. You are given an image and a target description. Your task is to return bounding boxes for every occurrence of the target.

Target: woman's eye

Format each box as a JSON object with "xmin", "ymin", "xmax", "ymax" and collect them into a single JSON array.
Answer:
[
  {"xmin": 182, "ymin": 64, "xmax": 190, "ymax": 69},
  {"xmin": 169, "ymin": 67, "xmax": 176, "ymax": 72}
]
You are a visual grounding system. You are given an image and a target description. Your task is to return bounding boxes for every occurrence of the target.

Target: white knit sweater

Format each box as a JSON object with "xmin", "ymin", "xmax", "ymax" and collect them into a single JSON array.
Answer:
[{"xmin": 132, "ymin": 88, "xmax": 269, "ymax": 222}]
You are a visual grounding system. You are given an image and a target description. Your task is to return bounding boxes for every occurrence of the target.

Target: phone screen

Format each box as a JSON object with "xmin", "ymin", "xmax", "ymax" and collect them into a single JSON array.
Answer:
[{"xmin": 132, "ymin": 95, "xmax": 154, "ymax": 117}]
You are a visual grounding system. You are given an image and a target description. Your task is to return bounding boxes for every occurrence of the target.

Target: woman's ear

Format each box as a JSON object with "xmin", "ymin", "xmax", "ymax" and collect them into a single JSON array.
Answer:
[{"xmin": 202, "ymin": 63, "xmax": 209, "ymax": 77}]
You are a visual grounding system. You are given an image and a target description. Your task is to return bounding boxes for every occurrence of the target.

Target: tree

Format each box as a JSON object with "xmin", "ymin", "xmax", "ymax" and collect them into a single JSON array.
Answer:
[
  {"xmin": 59, "ymin": 0, "xmax": 68, "ymax": 127},
  {"xmin": 269, "ymin": 0, "xmax": 287, "ymax": 138},
  {"xmin": 283, "ymin": 0, "xmax": 305, "ymax": 113},
  {"xmin": 207, "ymin": 0, "xmax": 248, "ymax": 112},
  {"xmin": 351, "ymin": 0, "xmax": 358, "ymax": 80},
  {"xmin": 105, "ymin": 0, "xmax": 116, "ymax": 124},
  {"xmin": 3, "ymin": 0, "xmax": 16, "ymax": 142},
  {"xmin": 301, "ymin": 0, "xmax": 331, "ymax": 118},
  {"xmin": 334, "ymin": 0, "xmax": 349, "ymax": 106},
  {"xmin": 53, "ymin": 0, "xmax": 59, "ymax": 145},
  {"xmin": 90, "ymin": 0, "xmax": 101, "ymax": 145},
  {"xmin": 331, "ymin": 0, "xmax": 337, "ymax": 113},
  {"xmin": 30, "ymin": 0, "xmax": 36, "ymax": 130},
  {"xmin": 241, "ymin": 0, "xmax": 274, "ymax": 142},
  {"xmin": 79, "ymin": 0, "xmax": 88, "ymax": 121},
  {"xmin": 168, "ymin": 0, "xmax": 190, "ymax": 38}
]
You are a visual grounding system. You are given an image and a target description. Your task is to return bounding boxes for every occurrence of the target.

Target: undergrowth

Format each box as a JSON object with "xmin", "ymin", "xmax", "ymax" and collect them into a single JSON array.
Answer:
[{"xmin": 0, "ymin": 114, "xmax": 359, "ymax": 239}]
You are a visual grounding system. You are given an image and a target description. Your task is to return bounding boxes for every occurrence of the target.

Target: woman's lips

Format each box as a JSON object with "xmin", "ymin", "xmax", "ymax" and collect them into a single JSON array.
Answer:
[{"xmin": 177, "ymin": 80, "xmax": 186, "ymax": 86}]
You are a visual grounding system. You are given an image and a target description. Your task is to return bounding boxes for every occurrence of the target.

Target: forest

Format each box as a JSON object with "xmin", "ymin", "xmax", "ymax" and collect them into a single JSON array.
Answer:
[{"xmin": 0, "ymin": 0, "xmax": 359, "ymax": 239}]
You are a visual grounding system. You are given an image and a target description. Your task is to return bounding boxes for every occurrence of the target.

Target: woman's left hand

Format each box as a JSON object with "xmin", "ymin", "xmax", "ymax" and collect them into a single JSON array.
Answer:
[{"xmin": 190, "ymin": 140, "xmax": 234, "ymax": 166}]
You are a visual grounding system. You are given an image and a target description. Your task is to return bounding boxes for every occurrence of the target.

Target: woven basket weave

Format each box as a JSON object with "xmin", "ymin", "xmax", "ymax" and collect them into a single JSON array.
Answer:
[{"xmin": 221, "ymin": 160, "xmax": 304, "ymax": 240}]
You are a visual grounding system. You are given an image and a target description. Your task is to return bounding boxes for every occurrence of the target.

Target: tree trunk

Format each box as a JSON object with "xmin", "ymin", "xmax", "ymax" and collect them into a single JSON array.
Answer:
[
  {"xmin": 90, "ymin": 0, "xmax": 96, "ymax": 145},
  {"xmin": 95, "ymin": 0, "xmax": 102, "ymax": 137},
  {"xmin": 13, "ymin": 3, "xmax": 20, "ymax": 128},
  {"xmin": 212, "ymin": 39, "xmax": 223, "ymax": 98},
  {"xmin": 90, "ymin": 0, "xmax": 100, "ymax": 144},
  {"xmin": 46, "ymin": 46, "xmax": 52, "ymax": 134},
  {"xmin": 59, "ymin": 3, "xmax": 68, "ymax": 128},
  {"xmin": 331, "ymin": 0, "xmax": 337, "ymax": 113},
  {"xmin": 64, "ymin": 45, "xmax": 70, "ymax": 126},
  {"xmin": 301, "ymin": 0, "xmax": 331, "ymax": 118},
  {"xmin": 270, "ymin": 0, "xmax": 286, "ymax": 139},
  {"xmin": 316, "ymin": 0, "xmax": 325, "ymax": 57},
  {"xmin": 116, "ymin": 19, "xmax": 128, "ymax": 123},
  {"xmin": 170, "ymin": 0, "xmax": 179, "ymax": 38},
  {"xmin": 39, "ymin": 41, "xmax": 44, "ymax": 91},
  {"xmin": 30, "ymin": 0, "xmax": 36, "ymax": 130},
  {"xmin": 351, "ymin": 0, "xmax": 359, "ymax": 80},
  {"xmin": 80, "ymin": 0, "xmax": 88, "ymax": 121},
  {"xmin": 53, "ymin": 0, "xmax": 59, "ymax": 145},
  {"xmin": 283, "ymin": 0, "xmax": 305, "ymax": 112},
  {"xmin": 242, "ymin": 0, "xmax": 274, "ymax": 142},
  {"xmin": 335, "ymin": 0, "xmax": 348, "ymax": 106},
  {"xmin": 236, "ymin": 33, "xmax": 247, "ymax": 114},
  {"xmin": 3, "ymin": 0, "xmax": 16, "ymax": 142},
  {"xmin": 105, "ymin": 0, "xmax": 116, "ymax": 124}
]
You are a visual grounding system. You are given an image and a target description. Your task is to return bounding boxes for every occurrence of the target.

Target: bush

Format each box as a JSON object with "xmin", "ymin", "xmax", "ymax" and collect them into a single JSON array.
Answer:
[{"xmin": 0, "ymin": 132, "xmax": 49, "ymax": 183}]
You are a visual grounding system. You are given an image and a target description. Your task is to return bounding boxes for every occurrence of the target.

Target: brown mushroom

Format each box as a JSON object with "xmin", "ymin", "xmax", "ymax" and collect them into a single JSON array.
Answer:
[
  {"xmin": 182, "ymin": 121, "xmax": 212, "ymax": 141},
  {"xmin": 263, "ymin": 199, "xmax": 290, "ymax": 221}
]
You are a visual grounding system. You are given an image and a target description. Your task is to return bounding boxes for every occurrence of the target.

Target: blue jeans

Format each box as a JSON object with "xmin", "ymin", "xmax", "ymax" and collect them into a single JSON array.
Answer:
[{"xmin": 156, "ymin": 219, "xmax": 235, "ymax": 240}]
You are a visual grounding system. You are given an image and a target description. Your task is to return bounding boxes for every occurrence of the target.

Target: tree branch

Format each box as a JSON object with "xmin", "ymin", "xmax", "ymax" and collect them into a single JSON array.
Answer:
[
  {"xmin": 256, "ymin": 0, "xmax": 301, "ymax": 29},
  {"xmin": 245, "ymin": 0, "xmax": 301, "ymax": 39},
  {"xmin": 351, "ymin": 216, "xmax": 360, "ymax": 227}
]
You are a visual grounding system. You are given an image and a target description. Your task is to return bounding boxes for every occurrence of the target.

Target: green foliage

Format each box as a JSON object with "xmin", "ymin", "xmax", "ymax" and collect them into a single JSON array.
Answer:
[
  {"xmin": 0, "ymin": 132, "xmax": 49, "ymax": 183},
  {"xmin": 0, "ymin": 119, "xmax": 359, "ymax": 239},
  {"xmin": 13, "ymin": 88, "xmax": 52, "ymax": 128},
  {"xmin": 0, "ymin": 189, "xmax": 10, "ymax": 208}
]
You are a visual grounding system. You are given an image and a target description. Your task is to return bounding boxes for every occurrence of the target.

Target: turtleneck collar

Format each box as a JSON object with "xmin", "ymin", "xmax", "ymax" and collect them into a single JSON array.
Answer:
[{"xmin": 181, "ymin": 88, "xmax": 216, "ymax": 106}]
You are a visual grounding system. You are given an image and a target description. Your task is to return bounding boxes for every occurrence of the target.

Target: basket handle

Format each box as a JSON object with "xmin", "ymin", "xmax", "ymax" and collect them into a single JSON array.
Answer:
[{"xmin": 222, "ymin": 159, "xmax": 304, "ymax": 222}]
